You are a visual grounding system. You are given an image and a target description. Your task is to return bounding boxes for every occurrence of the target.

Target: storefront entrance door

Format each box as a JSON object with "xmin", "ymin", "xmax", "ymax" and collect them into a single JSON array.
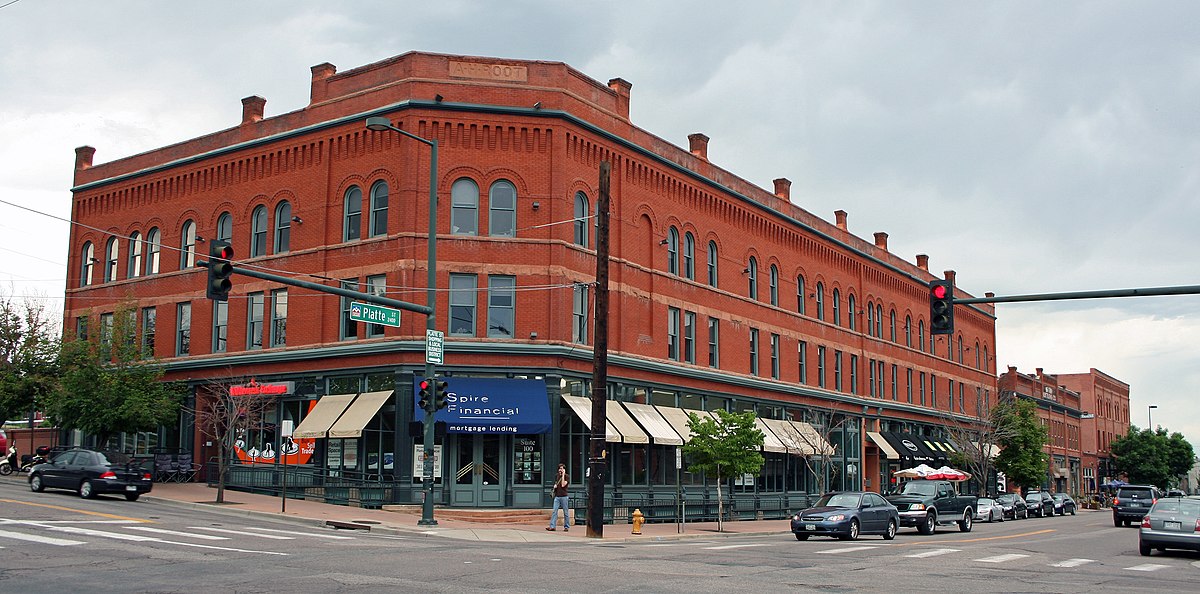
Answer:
[{"xmin": 450, "ymin": 434, "xmax": 505, "ymax": 507}]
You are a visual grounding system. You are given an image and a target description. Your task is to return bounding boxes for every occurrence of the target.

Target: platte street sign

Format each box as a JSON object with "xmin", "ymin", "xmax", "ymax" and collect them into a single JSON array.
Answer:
[{"xmin": 349, "ymin": 301, "xmax": 401, "ymax": 327}]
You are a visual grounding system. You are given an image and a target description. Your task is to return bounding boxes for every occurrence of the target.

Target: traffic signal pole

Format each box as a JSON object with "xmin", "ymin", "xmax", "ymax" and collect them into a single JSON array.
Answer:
[{"xmin": 952, "ymin": 284, "xmax": 1200, "ymax": 305}]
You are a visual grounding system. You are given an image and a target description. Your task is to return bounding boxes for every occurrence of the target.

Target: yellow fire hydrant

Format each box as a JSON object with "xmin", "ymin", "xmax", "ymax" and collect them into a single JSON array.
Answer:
[{"xmin": 631, "ymin": 508, "xmax": 645, "ymax": 535}]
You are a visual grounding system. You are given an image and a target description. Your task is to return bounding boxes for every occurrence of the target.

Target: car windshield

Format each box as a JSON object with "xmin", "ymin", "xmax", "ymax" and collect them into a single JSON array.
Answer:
[
  {"xmin": 996, "ymin": 494, "xmax": 1014, "ymax": 503},
  {"xmin": 816, "ymin": 493, "xmax": 862, "ymax": 508},
  {"xmin": 1025, "ymin": 493, "xmax": 1041, "ymax": 501},
  {"xmin": 1118, "ymin": 488, "xmax": 1152, "ymax": 499},
  {"xmin": 94, "ymin": 451, "xmax": 131, "ymax": 466},
  {"xmin": 900, "ymin": 482, "xmax": 937, "ymax": 496}
]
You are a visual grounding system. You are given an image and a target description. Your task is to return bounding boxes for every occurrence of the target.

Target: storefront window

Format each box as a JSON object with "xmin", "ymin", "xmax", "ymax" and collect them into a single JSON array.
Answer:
[
  {"xmin": 328, "ymin": 376, "xmax": 361, "ymax": 394},
  {"xmin": 513, "ymin": 436, "xmax": 542, "ymax": 485},
  {"xmin": 650, "ymin": 389, "xmax": 676, "ymax": 407},
  {"xmin": 680, "ymin": 393, "xmax": 702, "ymax": 410}
]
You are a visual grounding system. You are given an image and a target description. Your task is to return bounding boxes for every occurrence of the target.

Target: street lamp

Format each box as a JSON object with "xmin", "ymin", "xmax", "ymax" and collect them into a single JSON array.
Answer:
[
  {"xmin": 365, "ymin": 116, "xmax": 439, "ymax": 527},
  {"xmin": 1148, "ymin": 404, "xmax": 1158, "ymax": 430}
]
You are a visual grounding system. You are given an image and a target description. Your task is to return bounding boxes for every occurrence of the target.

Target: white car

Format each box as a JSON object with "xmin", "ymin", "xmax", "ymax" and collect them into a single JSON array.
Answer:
[{"xmin": 975, "ymin": 497, "xmax": 1005, "ymax": 522}]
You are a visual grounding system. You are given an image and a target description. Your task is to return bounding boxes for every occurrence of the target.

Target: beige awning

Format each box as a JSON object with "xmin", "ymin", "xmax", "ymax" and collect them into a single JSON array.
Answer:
[
  {"xmin": 622, "ymin": 402, "xmax": 683, "ymax": 446},
  {"xmin": 785, "ymin": 421, "xmax": 836, "ymax": 456},
  {"xmin": 562, "ymin": 395, "xmax": 621, "ymax": 442},
  {"xmin": 328, "ymin": 391, "xmax": 393, "ymax": 439},
  {"xmin": 655, "ymin": 406, "xmax": 710, "ymax": 443},
  {"xmin": 291, "ymin": 393, "xmax": 357, "ymax": 439},
  {"xmin": 606, "ymin": 400, "xmax": 649, "ymax": 444},
  {"xmin": 755, "ymin": 418, "xmax": 788, "ymax": 453},
  {"xmin": 867, "ymin": 431, "xmax": 901, "ymax": 460}
]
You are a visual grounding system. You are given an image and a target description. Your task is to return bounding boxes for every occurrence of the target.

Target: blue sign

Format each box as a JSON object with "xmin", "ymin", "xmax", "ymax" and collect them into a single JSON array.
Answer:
[{"xmin": 413, "ymin": 377, "xmax": 551, "ymax": 435}]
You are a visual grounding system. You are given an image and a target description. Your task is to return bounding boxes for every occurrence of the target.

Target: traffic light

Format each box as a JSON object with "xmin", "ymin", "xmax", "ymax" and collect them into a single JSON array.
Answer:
[
  {"xmin": 205, "ymin": 240, "xmax": 234, "ymax": 301},
  {"xmin": 434, "ymin": 380, "xmax": 450, "ymax": 411},
  {"xmin": 417, "ymin": 379, "xmax": 432, "ymax": 412},
  {"xmin": 929, "ymin": 279, "xmax": 955, "ymax": 335}
]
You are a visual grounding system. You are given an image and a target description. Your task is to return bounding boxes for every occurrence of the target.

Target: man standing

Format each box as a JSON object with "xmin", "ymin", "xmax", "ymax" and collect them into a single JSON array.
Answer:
[{"xmin": 547, "ymin": 463, "xmax": 570, "ymax": 531}]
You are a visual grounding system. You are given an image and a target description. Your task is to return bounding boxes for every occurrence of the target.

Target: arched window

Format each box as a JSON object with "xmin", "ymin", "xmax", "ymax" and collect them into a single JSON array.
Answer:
[
  {"xmin": 450, "ymin": 178, "xmax": 479, "ymax": 235},
  {"xmin": 369, "ymin": 181, "xmax": 388, "ymax": 237},
  {"xmin": 876, "ymin": 305, "xmax": 884, "ymax": 338},
  {"xmin": 890, "ymin": 310, "xmax": 897, "ymax": 342},
  {"xmin": 127, "ymin": 232, "xmax": 142, "ymax": 279},
  {"xmin": 573, "ymin": 191, "xmax": 589, "ymax": 247},
  {"xmin": 905, "ymin": 315, "xmax": 912, "ymax": 347},
  {"xmin": 957, "ymin": 336, "xmax": 964, "ymax": 362},
  {"xmin": 216, "ymin": 212, "xmax": 232, "ymax": 243},
  {"xmin": 847, "ymin": 294, "xmax": 857, "ymax": 331},
  {"xmin": 866, "ymin": 302, "xmax": 874, "ymax": 336},
  {"xmin": 274, "ymin": 201, "xmax": 291, "ymax": 253},
  {"xmin": 983, "ymin": 345, "xmax": 989, "ymax": 371},
  {"xmin": 769, "ymin": 264, "xmax": 779, "ymax": 306},
  {"xmin": 180, "ymin": 220, "xmax": 196, "ymax": 269},
  {"xmin": 832, "ymin": 288, "xmax": 841, "ymax": 326},
  {"xmin": 488, "ymin": 180, "xmax": 516, "ymax": 237},
  {"xmin": 815, "ymin": 282, "xmax": 825, "ymax": 320},
  {"xmin": 747, "ymin": 257, "xmax": 758, "ymax": 299},
  {"xmin": 104, "ymin": 237, "xmax": 119, "ymax": 282},
  {"xmin": 80, "ymin": 242, "xmax": 95, "ymax": 287},
  {"xmin": 145, "ymin": 228, "xmax": 160, "ymax": 275},
  {"xmin": 667, "ymin": 227, "xmax": 679, "ymax": 274},
  {"xmin": 918, "ymin": 320, "xmax": 925, "ymax": 351},
  {"xmin": 707, "ymin": 241, "xmax": 718, "ymax": 287},
  {"xmin": 797, "ymin": 275, "xmax": 806, "ymax": 315},
  {"xmin": 343, "ymin": 186, "xmax": 362, "ymax": 241},
  {"xmin": 975, "ymin": 340, "xmax": 982, "ymax": 369},
  {"xmin": 250, "ymin": 206, "xmax": 267, "ymax": 257},
  {"xmin": 683, "ymin": 232, "xmax": 695, "ymax": 280}
]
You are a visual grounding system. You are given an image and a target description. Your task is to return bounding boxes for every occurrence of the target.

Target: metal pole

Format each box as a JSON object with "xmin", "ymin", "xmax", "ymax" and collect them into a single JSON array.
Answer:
[{"xmin": 1148, "ymin": 405, "xmax": 1157, "ymax": 430}]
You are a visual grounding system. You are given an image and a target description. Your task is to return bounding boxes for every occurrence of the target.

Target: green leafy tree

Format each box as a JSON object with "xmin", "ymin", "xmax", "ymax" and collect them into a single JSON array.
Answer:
[
  {"xmin": 42, "ymin": 303, "xmax": 184, "ymax": 446},
  {"xmin": 1111, "ymin": 426, "xmax": 1196, "ymax": 490},
  {"xmin": 683, "ymin": 409, "xmax": 765, "ymax": 532},
  {"xmin": 0, "ymin": 292, "xmax": 60, "ymax": 428},
  {"xmin": 992, "ymin": 398, "xmax": 1049, "ymax": 491}
]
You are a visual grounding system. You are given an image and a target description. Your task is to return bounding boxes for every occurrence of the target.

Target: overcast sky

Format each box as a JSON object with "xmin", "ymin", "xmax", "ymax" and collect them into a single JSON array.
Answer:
[{"xmin": 2, "ymin": 1, "xmax": 1197, "ymax": 453}]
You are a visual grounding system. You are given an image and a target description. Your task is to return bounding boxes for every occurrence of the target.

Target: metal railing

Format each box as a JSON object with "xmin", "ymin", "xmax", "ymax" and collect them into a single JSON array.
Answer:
[
  {"xmin": 206, "ymin": 459, "xmax": 396, "ymax": 509},
  {"xmin": 572, "ymin": 492, "xmax": 815, "ymax": 524}
]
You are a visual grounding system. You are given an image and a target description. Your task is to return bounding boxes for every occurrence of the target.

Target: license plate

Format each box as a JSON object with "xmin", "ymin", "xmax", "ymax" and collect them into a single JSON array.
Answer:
[
  {"xmin": 126, "ymin": 485, "xmax": 138, "ymax": 492},
  {"xmin": 1131, "ymin": 502, "xmax": 1142, "ymax": 507},
  {"xmin": 805, "ymin": 524, "xmax": 816, "ymax": 531},
  {"xmin": 1165, "ymin": 521, "xmax": 1181, "ymax": 530}
]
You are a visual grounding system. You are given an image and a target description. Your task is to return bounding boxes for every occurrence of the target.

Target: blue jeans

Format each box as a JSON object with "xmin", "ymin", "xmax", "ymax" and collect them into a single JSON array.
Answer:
[{"xmin": 550, "ymin": 495, "xmax": 570, "ymax": 528}]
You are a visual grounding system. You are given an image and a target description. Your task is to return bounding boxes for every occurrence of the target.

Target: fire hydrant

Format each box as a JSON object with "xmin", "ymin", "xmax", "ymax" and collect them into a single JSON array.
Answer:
[{"xmin": 631, "ymin": 508, "xmax": 645, "ymax": 534}]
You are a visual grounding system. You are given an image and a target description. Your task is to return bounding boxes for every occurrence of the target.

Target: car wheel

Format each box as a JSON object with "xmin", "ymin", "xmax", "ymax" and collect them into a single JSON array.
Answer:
[
  {"xmin": 883, "ymin": 519, "xmax": 897, "ymax": 541},
  {"xmin": 1069, "ymin": 507, "xmax": 1075, "ymax": 516},
  {"xmin": 959, "ymin": 509, "xmax": 973, "ymax": 533},
  {"xmin": 29, "ymin": 474, "xmax": 45, "ymax": 493},
  {"xmin": 842, "ymin": 519, "xmax": 859, "ymax": 541},
  {"xmin": 917, "ymin": 512, "xmax": 936, "ymax": 535},
  {"xmin": 79, "ymin": 480, "xmax": 96, "ymax": 499},
  {"xmin": 1114, "ymin": 516, "xmax": 1121, "ymax": 527},
  {"xmin": 125, "ymin": 493, "xmax": 140, "ymax": 502},
  {"xmin": 795, "ymin": 533, "xmax": 809, "ymax": 541},
  {"xmin": 1139, "ymin": 539, "xmax": 1151, "ymax": 556},
  {"xmin": 996, "ymin": 511, "xmax": 1003, "ymax": 523}
]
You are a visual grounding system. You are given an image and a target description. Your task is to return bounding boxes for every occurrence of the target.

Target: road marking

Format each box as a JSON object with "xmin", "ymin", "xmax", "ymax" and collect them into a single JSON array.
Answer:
[
  {"xmin": 906, "ymin": 548, "xmax": 960, "ymax": 558},
  {"xmin": 190, "ymin": 526, "xmax": 295, "ymax": 539},
  {"xmin": 1050, "ymin": 558, "xmax": 1095, "ymax": 568},
  {"xmin": 816, "ymin": 546, "xmax": 876, "ymax": 554},
  {"xmin": 703, "ymin": 543, "xmax": 770, "ymax": 550},
  {"xmin": 243, "ymin": 526, "xmax": 355, "ymax": 540},
  {"xmin": 5, "ymin": 521, "xmax": 289, "ymax": 556},
  {"xmin": 0, "ymin": 500, "xmax": 152, "ymax": 523},
  {"xmin": 976, "ymin": 553, "xmax": 1029, "ymax": 563},
  {"xmin": 125, "ymin": 526, "xmax": 230, "ymax": 540},
  {"xmin": 2, "ymin": 519, "xmax": 141, "ymax": 525},
  {"xmin": 0, "ymin": 529, "xmax": 85, "ymax": 546},
  {"xmin": 1125, "ymin": 563, "xmax": 1170, "ymax": 572}
]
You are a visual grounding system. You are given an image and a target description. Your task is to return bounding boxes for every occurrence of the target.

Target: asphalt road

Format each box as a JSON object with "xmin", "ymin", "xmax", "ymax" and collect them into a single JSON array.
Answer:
[{"xmin": 1, "ymin": 479, "xmax": 1197, "ymax": 593}]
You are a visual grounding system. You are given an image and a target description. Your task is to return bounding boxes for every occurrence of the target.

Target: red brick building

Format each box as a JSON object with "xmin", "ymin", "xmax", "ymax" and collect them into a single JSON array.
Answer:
[
  {"xmin": 1058, "ymin": 369, "xmax": 1131, "ymax": 491},
  {"xmin": 64, "ymin": 52, "xmax": 997, "ymax": 513},
  {"xmin": 998, "ymin": 366, "xmax": 1085, "ymax": 494}
]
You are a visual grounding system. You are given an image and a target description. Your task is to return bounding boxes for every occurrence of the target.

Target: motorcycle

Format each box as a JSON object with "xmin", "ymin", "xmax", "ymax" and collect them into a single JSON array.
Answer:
[
  {"xmin": 19, "ymin": 445, "xmax": 52, "ymax": 473},
  {"xmin": 0, "ymin": 446, "xmax": 16, "ymax": 476}
]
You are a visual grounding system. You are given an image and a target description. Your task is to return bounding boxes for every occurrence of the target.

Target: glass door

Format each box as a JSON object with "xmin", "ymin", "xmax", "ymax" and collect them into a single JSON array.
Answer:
[{"xmin": 450, "ymin": 434, "xmax": 506, "ymax": 506}]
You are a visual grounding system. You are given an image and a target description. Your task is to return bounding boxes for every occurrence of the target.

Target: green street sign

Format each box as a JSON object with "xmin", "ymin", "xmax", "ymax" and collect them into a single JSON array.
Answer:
[{"xmin": 349, "ymin": 301, "xmax": 401, "ymax": 328}]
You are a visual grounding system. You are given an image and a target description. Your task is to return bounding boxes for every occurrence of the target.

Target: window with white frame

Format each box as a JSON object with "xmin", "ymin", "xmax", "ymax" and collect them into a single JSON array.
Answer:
[
  {"xmin": 667, "ymin": 227, "xmax": 679, "ymax": 275},
  {"xmin": 217, "ymin": 212, "xmax": 232, "ymax": 243},
  {"xmin": 449, "ymin": 273, "xmax": 477, "ymax": 336},
  {"xmin": 250, "ymin": 205, "xmax": 268, "ymax": 257},
  {"xmin": 175, "ymin": 302, "xmax": 191, "ymax": 356},
  {"xmin": 270, "ymin": 289, "xmax": 287, "ymax": 347},
  {"xmin": 683, "ymin": 232, "xmax": 695, "ymax": 280},
  {"xmin": 369, "ymin": 181, "xmax": 388, "ymax": 237},
  {"xmin": 127, "ymin": 232, "xmax": 142, "ymax": 279},
  {"xmin": 667, "ymin": 307, "xmax": 680, "ymax": 361},
  {"xmin": 770, "ymin": 333, "xmax": 780, "ymax": 379},
  {"xmin": 707, "ymin": 241, "xmax": 718, "ymax": 287},
  {"xmin": 80, "ymin": 242, "xmax": 95, "ymax": 287},
  {"xmin": 104, "ymin": 238, "xmax": 119, "ymax": 282},
  {"xmin": 707, "ymin": 317, "xmax": 719, "ymax": 368},
  {"xmin": 572, "ymin": 283, "xmax": 589, "ymax": 344},
  {"xmin": 798, "ymin": 340, "xmax": 807, "ymax": 384},
  {"xmin": 180, "ymin": 220, "xmax": 196, "ymax": 269},
  {"xmin": 683, "ymin": 311, "xmax": 696, "ymax": 364},
  {"xmin": 573, "ymin": 191, "xmax": 589, "ymax": 247},
  {"xmin": 749, "ymin": 328, "xmax": 759, "ymax": 375},
  {"xmin": 486, "ymin": 275, "xmax": 514, "ymax": 338},
  {"xmin": 451, "ymin": 178, "xmax": 479, "ymax": 235},
  {"xmin": 343, "ymin": 186, "xmax": 362, "ymax": 242},
  {"xmin": 145, "ymin": 228, "xmax": 160, "ymax": 275},
  {"xmin": 274, "ymin": 201, "xmax": 291, "ymax": 253},
  {"xmin": 212, "ymin": 300, "xmax": 227, "ymax": 353},
  {"xmin": 489, "ymin": 180, "xmax": 516, "ymax": 236},
  {"xmin": 247, "ymin": 292, "xmax": 264, "ymax": 349}
]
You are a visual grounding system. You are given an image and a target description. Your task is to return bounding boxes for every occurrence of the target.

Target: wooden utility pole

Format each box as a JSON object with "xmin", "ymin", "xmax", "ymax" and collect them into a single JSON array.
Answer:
[{"xmin": 587, "ymin": 161, "xmax": 611, "ymax": 538}]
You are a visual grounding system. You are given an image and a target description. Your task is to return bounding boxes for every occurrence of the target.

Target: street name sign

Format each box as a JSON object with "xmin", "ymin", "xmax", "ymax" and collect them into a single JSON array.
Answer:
[{"xmin": 349, "ymin": 301, "xmax": 401, "ymax": 327}]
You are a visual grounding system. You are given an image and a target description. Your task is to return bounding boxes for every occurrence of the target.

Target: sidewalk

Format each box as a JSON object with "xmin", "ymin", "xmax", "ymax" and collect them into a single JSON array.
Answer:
[{"xmin": 143, "ymin": 481, "xmax": 793, "ymax": 543}]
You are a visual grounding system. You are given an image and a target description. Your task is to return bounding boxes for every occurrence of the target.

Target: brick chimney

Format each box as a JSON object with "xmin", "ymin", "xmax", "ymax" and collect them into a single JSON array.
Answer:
[
  {"xmin": 241, "ymin": 96, "xmax": 266, "ymax": 125},
  {"xmin": 944, "ymin": 270, "xmax": 956, "ymax": 284},
  {"xmin": 688, "ymin": 133, "xmax": 709, "ymax": 161},
  {"xmin": 773, "ymin": 178, "xmax": 791, "ymax": 201},
  {"xmin": 74, "ymin": 146, "xmax": 96, "ymax": 170},
  {"xmin": 916, "ymin": 254, "xmax": 929, "ymax": 271},
  {"xmin": 834, "ymin": 210, "xmax": 848, "ymax": 231},
  {"xmin": 873, "ymin": 232, "xmax": 888, "ymax": 251},
  {"xmin": 310, "ymin": 62, "xmax": 337, "ymax": 105},
  {"xmin": 607, "ymin": 77, "xmax": 632, "ymax": 120}
]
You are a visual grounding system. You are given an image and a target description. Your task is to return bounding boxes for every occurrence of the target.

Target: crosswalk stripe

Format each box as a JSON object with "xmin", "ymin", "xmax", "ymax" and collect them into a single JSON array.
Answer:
[
  {"xmin": 243, "ymin": 526, "xmax": 355, "ymax": 540},
  {"xmin": 44, "ymin": 525, "xmax": 159, "ymax": 542},
  {"xmin": 976, "ymin": 553, "xmax": 1029, "ymax": 563},
  {"xmin": 816, "ymin": 546, "xmax": 875, "ymax": 554},
  {"xmin": 125, "ymin": 526, "xmax": 230, "ymax": 540},
  {"xmin": 190, "ymin": 526, "xmax": 295, "ymax": 540},
  {"xmin": 703, "ymin": 543, "xmax": 770, "ymax": 550},
  {"xmin": 906, "ymin": 548, "xmax": 960, "ymax": 558},
  {"xmin": 1050, "ymin": 558, "xmax": 1095, "ymax": 568},
  {"xmin": 0, "ymin": 529, "xmax": 85, "ymax": 546},
  {"xmin": 1125, "ymin": 563, "xmax": 1170, "ymax": 572}
]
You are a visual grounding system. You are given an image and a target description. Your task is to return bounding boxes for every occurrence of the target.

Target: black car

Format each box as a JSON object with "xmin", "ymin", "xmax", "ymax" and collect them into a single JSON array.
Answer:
[
  {"xmin": 995, "ymin": 493, "xmax": 1028, "ymax": 520},
  {"xmin": 1113, "ymin": 485, "xmax": 1161, "ymax": 527},
  {"xmin": 1051, "ymin": 493, "xmax": 1076, "ymax": 515},
  {"xmin": 791, "ymin": 492, "xmax": 899, "ymax": 541},
  {"xmin": 1025, "ymin": 491, "xmax": 1055, "ymax": 517},
  {"xmin": 1138, "ymin": 497, "xmax": 1200, "ymax": 556},
  {"xmin": 28, "ymin": 448, "xmax": 153, "ymax": 501}
]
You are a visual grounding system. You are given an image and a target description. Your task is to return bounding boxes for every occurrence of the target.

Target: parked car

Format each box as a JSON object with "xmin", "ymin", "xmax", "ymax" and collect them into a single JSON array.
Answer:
[
  {"xmin": 1138, "ymin": 497, "xmax": 1200, "ymax": 556},
  {"xmin": 1113, "ymin": 485, "xmax": 1161, "ymax": 527},
  {"xmin": 1051, "ymin": 493, "xmax": 1076, "ymax": 516},
  {"xmin": 791, "ymin": 491, "xmax": 899, "ymax": 541},
  {"xmin": 1025, "ymin": 491, "xmax": 1055, "ymax": 517},
  {"xmin": 995, "ymin": 493, "xmax": 1028, "ymax": 520},
  {"xmin": 1166, "ymin": 489, "xmax": 1186, "ymax": 498},
  {"xmin": 0, "ymin": 429, "xmax": 7, "ymax": 453},
  {"xmin": 885, "ymin": 479, "xmax": 977, "ymax": 534},
  {"xmin": 975, "ymin": 497, "xmax": 1005, "ymax": 522},
  {"xmin": 28, "ymin": 448, "xmax": 153, "ymax": 501}
]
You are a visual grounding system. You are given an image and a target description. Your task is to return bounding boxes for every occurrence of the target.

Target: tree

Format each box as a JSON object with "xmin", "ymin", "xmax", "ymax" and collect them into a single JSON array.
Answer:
[
  {"xmin": 992, "ymin": 398, "xmax": 1049, "ymax": 491},
  {"xmin": 0, "ymin": 292, "xmax": 60, "ymax": 428},
  {"xmin": 195, "ymin": 377, "xmax": 275, "ymax": 504},
  {"xmin": 944, "ymin": 391, "xmax": 1009, "ymax": 496},
  {"xmin": 1111, "ymin": 426, "xmax": 1196, "ymax": 490},
  {"xmin": 683, "ymin": 409, "xmax": 765, "ymax": 532},
  {"xmin": 771, "ymin": 408, "xmax": 843, "ymax": 496},
  {"xmin": 42, "ymin": 303, "xmax": 184, "ymax": 446}
]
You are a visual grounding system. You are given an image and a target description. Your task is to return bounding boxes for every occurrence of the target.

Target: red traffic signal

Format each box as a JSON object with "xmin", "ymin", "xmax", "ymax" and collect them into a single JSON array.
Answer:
[
  {"xmin": 206, "ymin": 240, "xmax": 235, "ymax": 301},
  {"xmin": 929, "ymin": 279, "xmax": 954, "ymax": 335},
  {"xmin": 417, "ymin": 379, "xmax": 432, "ymax": 411}
]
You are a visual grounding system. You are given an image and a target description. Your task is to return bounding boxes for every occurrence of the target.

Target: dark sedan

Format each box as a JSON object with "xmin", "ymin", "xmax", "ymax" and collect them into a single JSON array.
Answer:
[
  {"xmin": 1051, "ymin": 493, "xmax": 1077, "ymax": 515},
  {"xmin": 995, "ymin": 493, "xmax": 1028, "ymax": 519},
  {"xmin": 29, "ymin": 448, "xmax": 153, "ymax": 501},
  {"xmin": 1139, "ymin": 497, "xmax": 1200, "ymax": 556},
  {"xmin": 792, "ymin": 492, "xmax": 899, "ymax": 541},
  {"xmin": 1025, "ymin": 491, "xmax": 1055, "ymax": 517}
]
